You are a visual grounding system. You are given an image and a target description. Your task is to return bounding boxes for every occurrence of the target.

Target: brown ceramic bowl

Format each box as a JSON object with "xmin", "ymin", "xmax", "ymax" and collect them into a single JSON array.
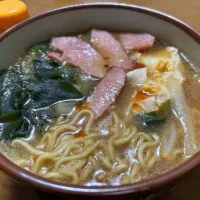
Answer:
[{"xmin": 0, "ymin": 3, "xmax": 200, "ymax": 199}]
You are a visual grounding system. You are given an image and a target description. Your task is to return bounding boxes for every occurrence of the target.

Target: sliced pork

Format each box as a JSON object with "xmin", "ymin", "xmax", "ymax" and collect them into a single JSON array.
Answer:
[
  {"xmin": 119, "ymin": 33, "xmax": 155, "ymax": 51},
  {"xmin": 91, "ymin": 29, "xmax": 133, "ymax": 70},
  {"xmin": 89, "ymin": 67, "xmax": 126, "ymax": 119},
  {"xmin": 48, "ymin": 37, "xmax": 107, "ymax": 78}
]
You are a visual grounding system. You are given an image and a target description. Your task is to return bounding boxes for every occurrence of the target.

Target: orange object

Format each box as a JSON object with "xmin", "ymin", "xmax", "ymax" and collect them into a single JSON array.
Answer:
[
  {"xmin": 104, "ymin": 56, "xmax": 110, "ymax": 61},
  {"xmin": 0, "ymin": 0, "xmax": 29, "ymax": 32},
  {"xmin": 76, "ymin": 102, "xmax": 90, "ymax": 111},
  {"xmin": 134, "ymin": 62, "xmax": 146, "ymax": 69},
  {"xmin": 135, "ymin": 91, "xmax": 150, "ymax": 101},
  {"xmin": 75, "ymin": 130, "xmax": 88, "ymax": 138},
  {"xmin": 132, "ymin": 103, "xmax": 141, "ymax": 111}
]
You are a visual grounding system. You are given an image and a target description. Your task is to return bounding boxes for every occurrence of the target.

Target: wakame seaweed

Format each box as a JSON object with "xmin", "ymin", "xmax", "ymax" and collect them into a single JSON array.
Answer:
[
  {"xmin": 30, "ymin": 43, "xmax": 51, "ymax": 57},
  {"xmin": 33, "ymin": 59, "xmax": 78, "ymax": 83},
  {"xmin": 135, "ymin": 100, "xmax": 171, "ymax": 127},
  {"xmin": 0, "ymin": 55, "xmax": 84, "ymax": 140}
]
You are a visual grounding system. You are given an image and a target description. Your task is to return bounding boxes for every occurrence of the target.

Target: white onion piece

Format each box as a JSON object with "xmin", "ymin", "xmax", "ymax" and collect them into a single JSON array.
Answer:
[
  {"xmin": 127, "ymin": 68, "xmax": 147, "ymax": 86},
  {"xmin": 167, "ymin": 76, "xmax": 197, "ymax": 157},
  {"xmin": 162, "ymin": 121, "xmax": 177, "ymax": 157},
  {"xmin": 142, "ymin": 97, "xmax": 157, "ymax": 112}
]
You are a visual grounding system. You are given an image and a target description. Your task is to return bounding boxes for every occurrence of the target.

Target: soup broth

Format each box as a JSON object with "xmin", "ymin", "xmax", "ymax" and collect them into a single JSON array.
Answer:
[{"xmin": 0, "ymin": 30, "xmax": 199, "ymax": 186}]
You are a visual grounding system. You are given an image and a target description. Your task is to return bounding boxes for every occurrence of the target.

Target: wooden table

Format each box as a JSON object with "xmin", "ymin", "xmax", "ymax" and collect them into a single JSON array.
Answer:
[{"xmin": 1, "ymin": 0, "xmax": 200, "ymax": 199}]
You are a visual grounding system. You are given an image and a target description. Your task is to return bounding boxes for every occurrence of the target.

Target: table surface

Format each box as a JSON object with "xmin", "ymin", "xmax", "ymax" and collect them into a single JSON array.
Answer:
[{"xmin": 1, "ymin": 0, "xmax": 200, "ymax": 199}]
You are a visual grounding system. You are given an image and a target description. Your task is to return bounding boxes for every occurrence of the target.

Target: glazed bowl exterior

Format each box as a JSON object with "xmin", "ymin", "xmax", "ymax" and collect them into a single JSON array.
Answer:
[{"xmin": 0, "ymin": 3, "xmax": 200, "ymax": 199}]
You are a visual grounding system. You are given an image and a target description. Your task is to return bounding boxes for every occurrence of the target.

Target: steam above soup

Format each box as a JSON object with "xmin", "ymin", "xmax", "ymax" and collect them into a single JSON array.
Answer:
[{"xmin": 0, "ymin": 29, "xmax": 199, "ymax": 186}]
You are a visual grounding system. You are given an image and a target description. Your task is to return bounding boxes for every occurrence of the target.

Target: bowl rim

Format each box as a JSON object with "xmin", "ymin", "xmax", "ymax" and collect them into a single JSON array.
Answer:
[{"xmin": 0, "ymin": 2, "xmax": 200, "ymax": 197}]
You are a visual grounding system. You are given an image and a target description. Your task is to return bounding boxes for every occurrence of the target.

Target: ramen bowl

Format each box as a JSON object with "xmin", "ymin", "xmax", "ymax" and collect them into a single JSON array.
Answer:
[{"xmin": 0, "ymin": 3, "xmax": 200, "ymax": 199}]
